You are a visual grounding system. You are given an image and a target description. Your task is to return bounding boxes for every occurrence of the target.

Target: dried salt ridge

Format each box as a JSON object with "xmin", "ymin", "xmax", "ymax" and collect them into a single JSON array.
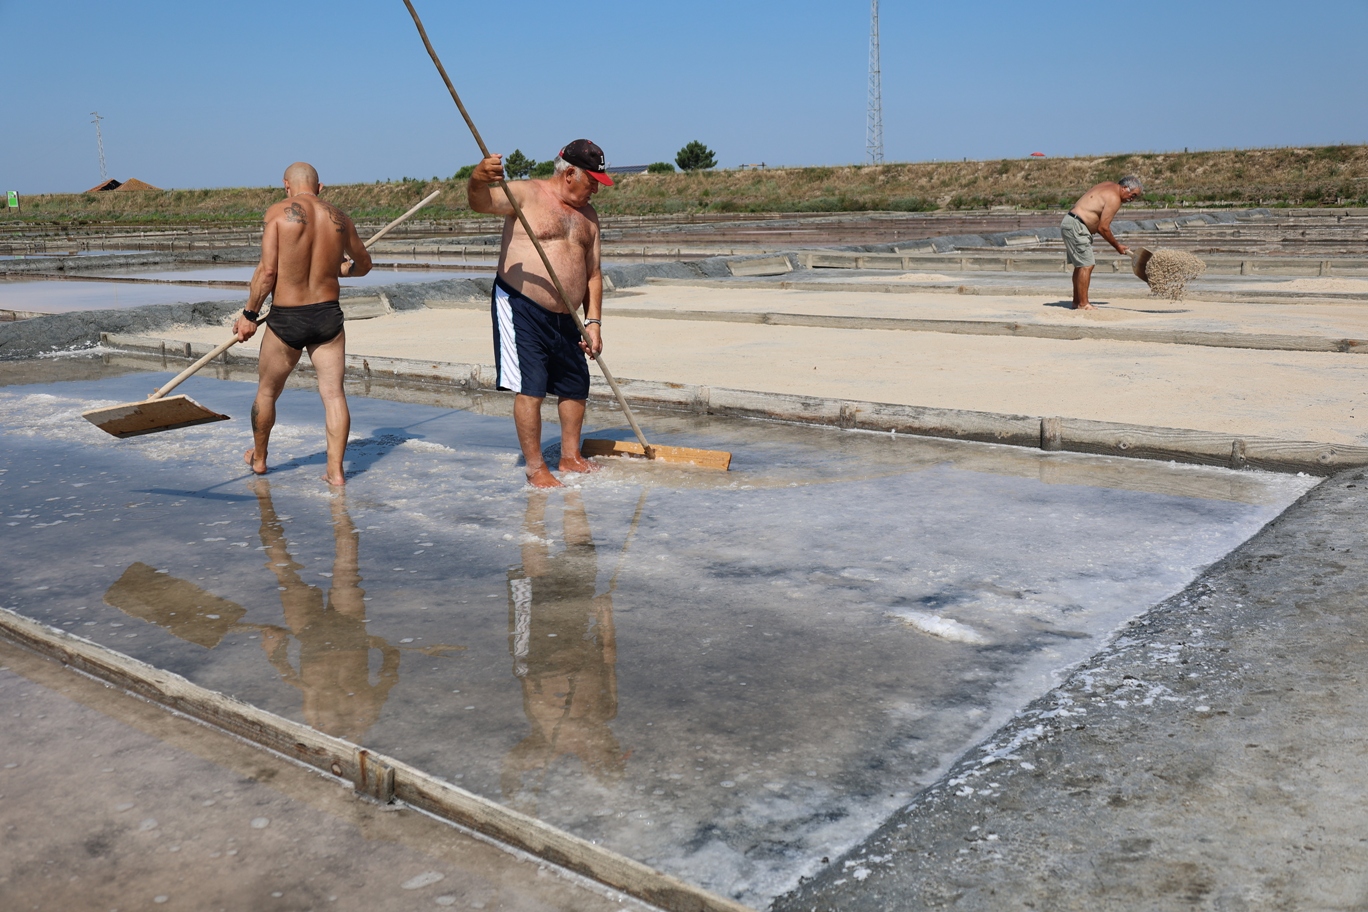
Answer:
[{"xmin": 1144, "ymin": 249, "xmax": 1207, "ymax": 302}]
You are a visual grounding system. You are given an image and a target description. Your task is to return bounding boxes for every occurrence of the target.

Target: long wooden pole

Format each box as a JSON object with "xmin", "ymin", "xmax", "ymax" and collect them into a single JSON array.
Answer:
[
  {"xmin": 146, "ymin": 191, "xmax": 442, "ymax": 402},
  {"xmin": 400, "ymin": 0, "xmax": 655, "ymax": 456}
]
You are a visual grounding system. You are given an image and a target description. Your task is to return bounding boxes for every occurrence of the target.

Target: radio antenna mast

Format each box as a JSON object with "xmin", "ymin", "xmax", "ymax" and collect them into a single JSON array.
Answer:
[
  {"xmin": 866, "ymin": 0, "xmax": 884, "ymax": 165},
  {"xmin": 91, "ymin": 111, "xmax": 108, "ymax": 181}
]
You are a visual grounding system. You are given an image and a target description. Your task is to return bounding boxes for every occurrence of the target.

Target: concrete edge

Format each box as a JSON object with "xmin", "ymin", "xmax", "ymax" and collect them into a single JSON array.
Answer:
[
  {"xmin": 0, "ymin": 606, "xmax": 755, "ymax": 912},
  {"xmin": 415, "ymin": 299, "xmax": 1368, "ymax": 355},
  {"xmin": 642, "ymin": 275, "xmax": 1368, "ymax": 307},
  {"xmin": 101, "ymin": 333, "xmax": 1368, "ymax": 476}
]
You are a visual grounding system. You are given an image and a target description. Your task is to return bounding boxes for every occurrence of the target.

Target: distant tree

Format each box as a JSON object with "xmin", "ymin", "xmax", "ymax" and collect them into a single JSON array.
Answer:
[
  {"xmin": 531, "ymin": 159, "xmax": 556, "ymax": 178},
  {"xmin": 453, "ymin": 164, "xmax": 477, "ymax": 180},
  {"xmin": 675, "ymin": 141, "xmax": 716, "ymax": 172},
  {"xmin": 504, "ymin": 149, "xmax": 536, "ymax": 180},
  {"xmin": 647, "ymin": 161, "xmax": 676, "ymax": 174}
]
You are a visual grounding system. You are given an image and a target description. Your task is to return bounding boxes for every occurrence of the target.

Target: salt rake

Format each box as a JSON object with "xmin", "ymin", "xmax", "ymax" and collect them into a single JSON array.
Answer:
[
  {"xmin": 401, "ymin": 0, "xmax": 732, "ymax": 472},
  {"xmin": 82, "ymin": 189, "xmax": 443, "ymax": 438}
]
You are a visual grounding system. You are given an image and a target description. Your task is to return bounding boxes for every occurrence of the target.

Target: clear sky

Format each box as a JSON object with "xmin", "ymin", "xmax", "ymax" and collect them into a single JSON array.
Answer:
[{"xmin": 3, "ymin": 0, "xmax": 1366, "ymax": 193}]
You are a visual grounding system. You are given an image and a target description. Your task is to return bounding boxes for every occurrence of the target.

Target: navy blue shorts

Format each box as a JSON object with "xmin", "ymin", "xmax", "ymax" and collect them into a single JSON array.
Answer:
[{"xmin": 491, "ymin": 275, "xmax": 590, "ymax": 400}]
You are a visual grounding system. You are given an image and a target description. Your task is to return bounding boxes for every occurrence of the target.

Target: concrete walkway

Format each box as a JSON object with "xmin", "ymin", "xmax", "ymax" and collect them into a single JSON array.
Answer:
[
  {"xmin": 0, "ymin": 639, "xmax": 643, "ymax": 912},
  {"xmin": 146, "ymin": 278, "xmax": 1368, "ymax": 447}
]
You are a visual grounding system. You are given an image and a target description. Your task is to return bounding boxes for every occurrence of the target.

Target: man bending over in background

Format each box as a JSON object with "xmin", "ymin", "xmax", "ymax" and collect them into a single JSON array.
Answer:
[{"xmin": 1062, "ymin": 176, "xmax": 1144, "ymax": 310}]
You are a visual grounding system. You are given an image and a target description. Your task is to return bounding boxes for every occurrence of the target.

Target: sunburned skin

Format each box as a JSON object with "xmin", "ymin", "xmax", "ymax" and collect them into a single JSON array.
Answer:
[
  {"xmin": 1067, "ymin": 180, "xmax": 1143, "ymax": 311},
  {"xmin": 468, "ymin": 152, "xmax": 607, "ymax": 489},
  {"xmin": 234, "ymin": 162, "xmax": 372, "ymax": 486}
]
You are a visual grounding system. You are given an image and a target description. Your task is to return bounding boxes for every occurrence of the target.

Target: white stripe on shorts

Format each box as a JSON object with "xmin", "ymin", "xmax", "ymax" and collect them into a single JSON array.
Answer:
[{"xmin": 493, "ymin": 282, "xmax": 522, "ymax": 393}]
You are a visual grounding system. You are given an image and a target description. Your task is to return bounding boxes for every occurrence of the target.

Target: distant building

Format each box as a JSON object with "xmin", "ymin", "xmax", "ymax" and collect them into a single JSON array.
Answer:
[
  {"xmin": 86, "ymin": 177, "xmax": 163, "ymax": 193},
  {"xmin": 604, "ymin": 165, "xmax": 648, "ymax": 176}
]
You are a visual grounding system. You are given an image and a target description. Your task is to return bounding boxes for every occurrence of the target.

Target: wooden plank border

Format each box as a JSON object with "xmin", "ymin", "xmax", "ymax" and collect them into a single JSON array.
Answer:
[{"xmin": 0, "ymin": 607, "xmax": 754, "ymax": 912}]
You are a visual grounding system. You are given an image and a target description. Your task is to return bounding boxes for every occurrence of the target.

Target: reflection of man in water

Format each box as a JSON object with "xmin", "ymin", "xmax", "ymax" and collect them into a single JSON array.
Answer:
[
  {"xmin": 252, "ymin": 480, "xmax": 399, "ymax": 741},
  {"xmin": 502, "ymin": 491, "xmax": 623, "ymax": 810}
]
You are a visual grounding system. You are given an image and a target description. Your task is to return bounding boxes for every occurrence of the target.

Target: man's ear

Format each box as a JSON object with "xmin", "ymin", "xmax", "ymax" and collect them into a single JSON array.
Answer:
[{"xmin": 317, "ymin": 184, "xmax": 325, "ymax": 195}]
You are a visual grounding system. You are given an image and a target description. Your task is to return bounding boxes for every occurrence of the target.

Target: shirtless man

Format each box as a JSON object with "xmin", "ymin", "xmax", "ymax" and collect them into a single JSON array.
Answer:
[
  {"xmin": 232, "ymin": 162, "xmax": 371, "ymax": 485},
  {"xmin": 467, "ymin": 139, "xmax": 609, "ymax": 488},
  {"xmin": 1062, "ymin": 176, "xmax": 1144, "ymax": 310}
]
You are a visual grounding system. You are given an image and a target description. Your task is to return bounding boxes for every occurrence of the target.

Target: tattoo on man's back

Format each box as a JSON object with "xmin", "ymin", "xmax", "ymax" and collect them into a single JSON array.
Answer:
[
  {"xmin": 284, "ymin": 202, "xmax": 308, "ymax": 224},
  {"xmin": 323, "ymin": 202, "xmax": 347, "ymax": 234}
]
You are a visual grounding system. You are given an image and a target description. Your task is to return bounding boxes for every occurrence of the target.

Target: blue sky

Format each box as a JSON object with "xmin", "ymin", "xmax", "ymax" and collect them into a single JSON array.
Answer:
[{"xmin": 3, "ymin": 0, "xmax": 1366, "ymax": 193}]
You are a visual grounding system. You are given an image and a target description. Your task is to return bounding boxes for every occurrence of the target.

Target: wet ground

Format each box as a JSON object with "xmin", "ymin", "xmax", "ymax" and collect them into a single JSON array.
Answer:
[
  {"xmin": 0, "ymin": 359, "xmax": 1314, "ymax": 906},
  {"xmin": 0, "ymin": 262, "xmax": 497, "ymax": 315}
]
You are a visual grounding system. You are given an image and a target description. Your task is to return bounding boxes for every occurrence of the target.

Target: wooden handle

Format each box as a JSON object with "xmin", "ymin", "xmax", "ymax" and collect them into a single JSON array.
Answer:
[
  {"xmin": 150, "ymin": 335, "xmax": 239, "ymax": 400},
  {"xmin": 401, "ymin": 0, "xmax": 655, "ymax": 455},
  {"xmin": 365, "ymin": 189, "xmax": 441, "ymax": 248},
  {"xmin": 147, "ymin": 190, "xmax": 443, "ymax": 403}
]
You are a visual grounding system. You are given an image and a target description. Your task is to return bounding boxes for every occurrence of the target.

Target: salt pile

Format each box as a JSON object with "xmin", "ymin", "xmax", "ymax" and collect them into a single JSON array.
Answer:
[{"xmin": 1144, "ymin": 249, "xmax": 1206, "ymax": 301}]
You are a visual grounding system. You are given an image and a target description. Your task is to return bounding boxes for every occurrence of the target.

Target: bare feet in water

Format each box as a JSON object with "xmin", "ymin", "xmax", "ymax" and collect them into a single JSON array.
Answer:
[
  {"xmin": 559, "ymin": 455, "xmax": 601, "ymax": 474},
  {"xmin": 526, "ymin": 466, "xmax": 564, "ymax": 488},
  {"xmin": 322, "ymin": 470, "xmax": 346, "ymax": 487},
  {"xmin": 244, "ymin": 448, "xmax": 267, "ymax": 476}
]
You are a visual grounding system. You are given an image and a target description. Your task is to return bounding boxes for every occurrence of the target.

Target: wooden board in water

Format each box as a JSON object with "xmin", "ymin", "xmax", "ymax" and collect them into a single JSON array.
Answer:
[
  {"xmin": 581, "ymin": 438, "xmax": 732, "ymax": 471},
  {"xmin": 83, "ymin": 394, "xmax": 230, "ymax": 438}
]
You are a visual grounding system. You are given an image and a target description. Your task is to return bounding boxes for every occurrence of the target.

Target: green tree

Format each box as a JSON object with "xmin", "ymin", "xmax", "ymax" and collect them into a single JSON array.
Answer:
[
  {"xmin": 504, "ymin": 149, "xmax": 536, "ymax": 180},
  {"xmin": 675, "ymin": 141, "xmax": 717, "ymax": 172},
  {"xmin": 647, "ymin": 161, "xmax": 676, "ymax": 174},
  {"xmin": 453, "ymin": 164, "xmax": 476, "ymax": 180},
  {"xmin": 531, "ymin": 160, "xmax": 556, "ymax": 178}
]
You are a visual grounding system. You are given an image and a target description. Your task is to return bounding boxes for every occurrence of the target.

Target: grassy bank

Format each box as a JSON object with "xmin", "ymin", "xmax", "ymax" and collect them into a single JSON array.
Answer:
[{"xmin": 7, "ymin": 145, "xmax": 1366, "ymax": 227}]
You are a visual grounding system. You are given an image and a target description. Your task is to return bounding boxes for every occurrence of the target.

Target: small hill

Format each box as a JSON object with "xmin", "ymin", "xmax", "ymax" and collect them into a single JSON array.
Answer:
[{"xmin": 16, "ymin": 145, "xmax": 1368, "ymax": 226}]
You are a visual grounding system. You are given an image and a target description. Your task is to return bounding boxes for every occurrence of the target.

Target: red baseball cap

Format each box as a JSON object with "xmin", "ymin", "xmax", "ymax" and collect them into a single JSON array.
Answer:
[{"xmin": 560, "ymin": 139, "xmax": 614, "ymax": 186}]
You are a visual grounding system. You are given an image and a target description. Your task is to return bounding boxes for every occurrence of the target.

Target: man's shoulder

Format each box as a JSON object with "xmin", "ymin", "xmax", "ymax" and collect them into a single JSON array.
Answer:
[{"xmin": 314, "ymin": 196, "xmax": 350, "ymax": 218}]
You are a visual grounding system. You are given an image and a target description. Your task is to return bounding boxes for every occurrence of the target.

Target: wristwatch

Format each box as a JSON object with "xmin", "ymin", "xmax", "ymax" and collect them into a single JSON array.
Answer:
[{"xmin": 242, "ymin": 308, "xmax": 263, "ymax": 324}]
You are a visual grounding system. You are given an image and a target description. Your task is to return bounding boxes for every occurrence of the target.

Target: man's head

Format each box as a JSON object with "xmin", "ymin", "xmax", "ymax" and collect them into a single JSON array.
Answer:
[
  {"xmin": 283, "ymin": 162, "xmax": 322, "ymax": 196},
  {"xmin": 1118, "ymin": 175, "xmax": 1144, "ymax": 202},
  {"xmin": 558, "ymin": 140, "xmax": 613, "ymax": 185}
]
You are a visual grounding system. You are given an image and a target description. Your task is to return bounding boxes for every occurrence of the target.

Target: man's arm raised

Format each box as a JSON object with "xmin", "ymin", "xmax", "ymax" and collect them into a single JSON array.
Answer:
[{"xmin": 466, "ymin": 154, "xmax": 518, "ymax": 216}]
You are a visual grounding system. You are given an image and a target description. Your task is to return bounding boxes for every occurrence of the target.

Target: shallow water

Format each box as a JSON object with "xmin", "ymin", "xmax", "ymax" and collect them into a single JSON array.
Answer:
[
  {"xmin": 0, "ymin": 362, "xmax": 1315, "ymax": 906},
  {"xmin": 0, "ymin": 264, "xmax": 496, "ymax": 315},
  {"xmin": 112, "ymin": 265, "xmax": 495, "ymax": 287}
]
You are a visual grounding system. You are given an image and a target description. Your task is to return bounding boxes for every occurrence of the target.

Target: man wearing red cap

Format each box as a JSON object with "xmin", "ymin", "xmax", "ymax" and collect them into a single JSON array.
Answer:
[{"xmin": 468, "ymin": 140, "xmax": 613, "ymax": 488}]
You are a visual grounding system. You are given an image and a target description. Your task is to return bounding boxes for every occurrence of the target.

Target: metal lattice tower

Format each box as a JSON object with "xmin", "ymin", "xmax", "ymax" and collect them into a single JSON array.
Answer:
[
  {"xmin": 866, "ymin": 0, "xmax": 884, "ymax": 165},
  {"xmin": 91, "ymin": 111, "xmax": 108, "ymax": 182}
]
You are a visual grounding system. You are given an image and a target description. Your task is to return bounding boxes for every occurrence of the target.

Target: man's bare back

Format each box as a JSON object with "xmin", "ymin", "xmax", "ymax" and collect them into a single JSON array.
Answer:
[
  {"xmin": 263, "ymin": 190, "xmax": 370, "ymax": 308},
  {"xmin": 232, "ymin": 162, "xmax": 371, "ymax": 487},
  {"xmin": 1069, "ymin": 181, "xmax": 1129, "ymax": 238}
]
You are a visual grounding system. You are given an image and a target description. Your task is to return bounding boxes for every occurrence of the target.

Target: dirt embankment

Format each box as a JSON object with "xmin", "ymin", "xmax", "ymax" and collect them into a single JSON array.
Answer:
[{"xmin": 7, "ymin": 145, "xmax": 1366, "ymax": 227}]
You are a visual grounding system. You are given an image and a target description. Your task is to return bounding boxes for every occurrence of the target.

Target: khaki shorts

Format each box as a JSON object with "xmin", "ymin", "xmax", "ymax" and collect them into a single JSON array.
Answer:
[{"xmin": 1061, "ymin": 213, "xmax": 1095, "ymax": 267}]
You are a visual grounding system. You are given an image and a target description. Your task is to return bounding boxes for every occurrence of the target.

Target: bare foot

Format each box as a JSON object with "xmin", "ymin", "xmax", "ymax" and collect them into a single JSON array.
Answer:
[
  {"xmin": 525, "ymin": 466, "xmax": 564, "ymax": 488},
  {"xmin": 559, "ymin": 455, "xmax": 602, "ymax": 474},
  {"xmin": 1073, "ymin": 301, "xmax": 1097, "ymax": 311},
  {"xmin": 244, "ymin": 448, "xmax": 267, "ymax": 476},
  {"xmin": 322, "ymin": 471, "xmax": 346, "ymax": 487}
]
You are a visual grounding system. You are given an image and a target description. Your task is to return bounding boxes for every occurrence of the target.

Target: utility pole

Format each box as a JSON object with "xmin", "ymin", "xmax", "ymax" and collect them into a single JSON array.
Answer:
[
  {"xmin": 91, "ymin": 111, "xmax": 108, "ymax": 182},
  {"xmin": 866, "ymin": 0, "xmax": 884, "ymax": 165}
]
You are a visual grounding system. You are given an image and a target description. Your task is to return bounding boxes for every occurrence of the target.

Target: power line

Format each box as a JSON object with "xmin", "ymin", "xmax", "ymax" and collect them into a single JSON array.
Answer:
[
  {"xmin": 866, "ymin": 0, "xmax": 884, "ymax": 165},
  {"xmin": 91, "ymin": 111, "xmax": 108, "ymax": 182}
]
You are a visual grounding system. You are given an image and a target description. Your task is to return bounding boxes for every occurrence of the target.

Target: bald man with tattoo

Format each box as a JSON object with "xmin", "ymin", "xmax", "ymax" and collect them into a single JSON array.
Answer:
[{"xmin": 233, "ymin": 162, "xmax": 372, "ymax": 486}]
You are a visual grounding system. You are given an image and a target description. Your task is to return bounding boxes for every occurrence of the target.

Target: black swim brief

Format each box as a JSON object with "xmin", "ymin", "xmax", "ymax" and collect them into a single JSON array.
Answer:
[{"xmin": 266, "ymin": 301, "xmax": 344, "ymax": 350}]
